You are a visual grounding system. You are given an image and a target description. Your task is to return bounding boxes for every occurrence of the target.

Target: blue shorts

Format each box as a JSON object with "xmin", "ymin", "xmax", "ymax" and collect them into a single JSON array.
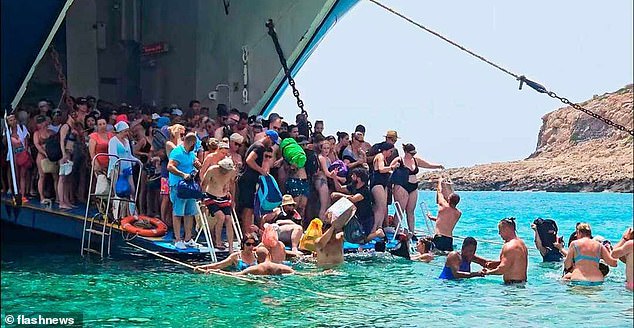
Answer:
[{"xmin": 169, "ymin": 187, "xmax": 198, "ymax": 217}]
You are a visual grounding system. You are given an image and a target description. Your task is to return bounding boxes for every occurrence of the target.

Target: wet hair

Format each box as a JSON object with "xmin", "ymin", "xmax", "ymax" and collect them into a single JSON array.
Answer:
[
  {"xmin": 448, "ymin": 193, "xmax": 460, "ymax": 207},
  {"xmin": 419, "ymin": 237, "xmax": 434, "ymax": 253},
  {"xmin": 350, "ymin": 167, "xmax": 369, "ymax": 184},
  {"xmin": 336, "ymin": 131, "xmax": 349, "ymax": 142},
  {"xmin": 315, "ymin": 120, "xmax": 324, "ymax": 127},
  {"xmin": 499, "ymin": 217, "xmax": 517, "ymax": 231},
  {"xmin": 462, "ymin": 236, "xmax": 478, "ymax": 249}
]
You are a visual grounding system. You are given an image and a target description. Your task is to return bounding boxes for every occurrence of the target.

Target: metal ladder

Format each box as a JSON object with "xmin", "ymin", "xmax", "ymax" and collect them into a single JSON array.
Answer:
[
  {"xmin": 193, "ymin": 201, "xmax": 243, "ymax": 263},
  {"xmin": 81, "ymin": 155, "xmax": 142, "ymax": 257}
]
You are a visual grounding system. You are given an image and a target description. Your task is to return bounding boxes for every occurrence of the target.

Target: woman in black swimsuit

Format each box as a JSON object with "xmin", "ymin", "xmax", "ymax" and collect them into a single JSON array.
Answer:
[
  {"xmin": 370, "ymin": 142, "xmax": 398, "ymax": 233},
  {"xmin": 390, "ymin": 143, "xmax": 444, "ymax": 234}
]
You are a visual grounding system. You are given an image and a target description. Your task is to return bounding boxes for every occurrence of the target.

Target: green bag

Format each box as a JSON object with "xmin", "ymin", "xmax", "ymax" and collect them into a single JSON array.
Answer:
[{"xmin": 280, "ymin": 138, "xmax": 307, "ymax": 168}]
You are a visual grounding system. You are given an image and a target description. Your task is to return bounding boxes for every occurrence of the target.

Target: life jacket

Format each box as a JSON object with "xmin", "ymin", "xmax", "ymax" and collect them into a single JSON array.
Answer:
[{"xmin": 256, "ymin": 175, "xmax": 282, "ymax": 212}]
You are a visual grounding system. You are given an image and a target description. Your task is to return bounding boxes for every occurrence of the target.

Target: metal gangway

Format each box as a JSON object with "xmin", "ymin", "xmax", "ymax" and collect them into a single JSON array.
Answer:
[{"xmin": 81, "ymin": 154, "xmax": 142, "ymax": 257}]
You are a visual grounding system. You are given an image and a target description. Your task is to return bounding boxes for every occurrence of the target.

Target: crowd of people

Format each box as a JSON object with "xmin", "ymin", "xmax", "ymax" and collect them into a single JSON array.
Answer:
[{"xmin": 2, "ymin": 96, "xmax": 632, "ymax": 290}]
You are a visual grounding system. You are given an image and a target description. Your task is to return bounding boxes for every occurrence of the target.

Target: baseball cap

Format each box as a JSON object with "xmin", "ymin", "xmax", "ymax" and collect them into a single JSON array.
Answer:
[
  {"xmin": 172, "ymin": 108, "xmax": 183, "ymax": 116},
  {"xmin": 156, "ymin": 117, "xmax": 170, "ymax": 129},
  {"xmin": 265, "ymin": 130, "xmax": 280, "ymax": 144},
  {"xmin": 355, "ymin": 124, "xmax": 366, "ymax": 134},
  {"xmin": 151, "ymin": 113, "xmax": 161, "ymax": 120},
  {"xmin": 403, "ymin": 143, "xmax": 416, "ymax": 155}
]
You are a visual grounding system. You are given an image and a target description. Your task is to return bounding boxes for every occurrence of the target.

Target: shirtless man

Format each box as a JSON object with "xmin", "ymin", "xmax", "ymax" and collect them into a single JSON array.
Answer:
[
  {"xmin": 427, "ymin": 178, "xmax": 461, "ymax": 252},
  {"xmin": 237, "ymin": 247, "xmax": 294, "ymax": 276},
  {"xmin": 199, "ymin": 141, "xmax": 229, "ymax": 185},
  {"xmin": 611, "ymin": 227, "xmax": 634, "ymax": 290},
  {"xmin": 315, "ymin": 211, "xmax": 351, "ymax": 267},
  {"xmin": 482, "ymin": 218, "xmax": 529, "ymax": 284},
  {"xmin": 202, "ymin": 157, "xmax": 236, "ymax": 251}
]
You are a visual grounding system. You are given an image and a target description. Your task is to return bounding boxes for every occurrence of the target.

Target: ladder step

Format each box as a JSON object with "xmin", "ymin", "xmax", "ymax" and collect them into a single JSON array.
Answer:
[
  {"xmin": 85, "ymin": 229, "xmax": 109, "ymax": 236},
  {"xmin": 83, "ymin": 248, "xmax": 101, "ymax": 255}
]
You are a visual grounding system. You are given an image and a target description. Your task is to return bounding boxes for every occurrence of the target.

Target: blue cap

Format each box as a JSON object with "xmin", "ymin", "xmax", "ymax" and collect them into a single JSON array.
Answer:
[
  {"xmin": 265, "ymin": 129, "xmax": 280, "ymax": 144},
  {"xmin": 156, "ymin": 117, "xmax": 170, "ymax": 128}
]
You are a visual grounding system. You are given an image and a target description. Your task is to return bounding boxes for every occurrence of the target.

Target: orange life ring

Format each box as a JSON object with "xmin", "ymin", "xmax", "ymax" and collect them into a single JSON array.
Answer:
[{"xmin": 120, "ymin": 215, "xmax": 168, "ymax": 237}]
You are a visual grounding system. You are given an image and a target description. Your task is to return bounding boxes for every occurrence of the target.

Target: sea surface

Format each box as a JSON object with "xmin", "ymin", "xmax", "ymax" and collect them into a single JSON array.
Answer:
[{"xmin": 2, "ymin": 191, "xmax": 633, "ymax": 327}]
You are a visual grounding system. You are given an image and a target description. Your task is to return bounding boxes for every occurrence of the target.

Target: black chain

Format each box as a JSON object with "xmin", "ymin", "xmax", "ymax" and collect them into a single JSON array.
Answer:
[
  {"xmin": 266, "ymin": 19, "xmax": 312, "ymax": 135},
  {"xmin": 369, "ymin": 0, "xmax": 633, "ymax": 137}
]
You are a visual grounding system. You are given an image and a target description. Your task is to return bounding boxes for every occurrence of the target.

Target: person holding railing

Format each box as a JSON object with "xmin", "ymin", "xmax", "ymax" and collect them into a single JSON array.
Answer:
[{"xmin": 6, "ymin": 114, "xmax": 32, "ymax": 203}]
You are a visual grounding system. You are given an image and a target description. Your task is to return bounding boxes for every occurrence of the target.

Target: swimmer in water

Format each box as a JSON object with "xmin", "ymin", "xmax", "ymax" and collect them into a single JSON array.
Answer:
[
  {"xmin": 611, "ymin": 227, "xmax": 634, "ymax": 290},
  {"xmin": 562, "ymin": 223, "xmax": 617, "ymax": 284},
  {"xmin": 411, "ymin": 237, "xmax": 435, "ymax": 263},
  {"xmin": 438, "ymin": 237, "xmax": 487, "ymax": 279},
  {"xmin": 199, "ymin": 233, "xmax": 259, "ymax": 271},
  {"xmin": 237, "ymin": 247, "xmax": 294, "ymax": 276},
  {"xmin": 482, "ymin": 218, "xmax": 528, "ymax": 285},
  {"xmin": 315, "ymin": 211, "xmax": 351, "ymax": 267}
]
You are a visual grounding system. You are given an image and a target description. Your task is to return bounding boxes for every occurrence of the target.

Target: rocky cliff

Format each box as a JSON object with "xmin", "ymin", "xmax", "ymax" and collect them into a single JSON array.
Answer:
[{"xmin": 419, "ymin": 85, "xmax": 634, "ymax": 192}]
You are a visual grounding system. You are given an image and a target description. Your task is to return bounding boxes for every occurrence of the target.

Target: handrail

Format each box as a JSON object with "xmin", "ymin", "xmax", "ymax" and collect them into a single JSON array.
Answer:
[{"xmin": 2, "ymin": 115, "xmax": 19, "ymax": 204}]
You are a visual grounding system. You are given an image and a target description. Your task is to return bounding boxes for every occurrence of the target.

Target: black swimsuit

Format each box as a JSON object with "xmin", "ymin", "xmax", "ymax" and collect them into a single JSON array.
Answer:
[
  {"xmin": 370, "ymin": 160, "xmax": 391, "ymax": 188},
  {"xmin": 391, "ymin": 158, "xmax": 419, "ymax": 193}
]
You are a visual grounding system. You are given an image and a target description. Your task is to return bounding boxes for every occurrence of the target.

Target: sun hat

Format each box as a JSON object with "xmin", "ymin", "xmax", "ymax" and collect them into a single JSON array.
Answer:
[
  {"xmin": 114, "ymin": 121, "xmax": 130, "ymax": 133},
  {"xmin": 281, "ymin": 194, "xmax": 296, "ymax": 206},
  {"xmin": 385, "ymin": 130, "xmax": 400, "ymax": 139}
]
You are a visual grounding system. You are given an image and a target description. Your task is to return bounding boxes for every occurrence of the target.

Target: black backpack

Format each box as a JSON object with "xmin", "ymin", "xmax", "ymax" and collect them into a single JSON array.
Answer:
[{"xmin": 45, "ymin": 130, "xmax": 63, "ymax": 161}]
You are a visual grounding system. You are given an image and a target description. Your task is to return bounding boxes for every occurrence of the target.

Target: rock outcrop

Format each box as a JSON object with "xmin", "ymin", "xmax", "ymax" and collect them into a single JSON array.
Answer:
[{"xmin": 419, "ymin": 85, "xmax": 634, "ymax": 192}]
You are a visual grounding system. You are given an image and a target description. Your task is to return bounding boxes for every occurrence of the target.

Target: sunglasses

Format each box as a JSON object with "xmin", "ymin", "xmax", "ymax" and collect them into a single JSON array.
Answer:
[{"xmin": 245, "ymin": 242, "xmax": 257, "ymax": 246}]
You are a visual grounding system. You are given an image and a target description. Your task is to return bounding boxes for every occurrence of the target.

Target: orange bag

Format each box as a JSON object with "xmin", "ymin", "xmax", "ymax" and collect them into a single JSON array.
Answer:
[{"xmin": 262, "ymin": 224, "xmax": 279, "ymax": 249}]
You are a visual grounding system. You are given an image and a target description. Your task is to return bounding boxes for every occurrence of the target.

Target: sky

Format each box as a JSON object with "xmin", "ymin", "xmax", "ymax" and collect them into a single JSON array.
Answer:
[{"xmin": 272, "ymin": 0, "xmax": 634, "ymax": 168}]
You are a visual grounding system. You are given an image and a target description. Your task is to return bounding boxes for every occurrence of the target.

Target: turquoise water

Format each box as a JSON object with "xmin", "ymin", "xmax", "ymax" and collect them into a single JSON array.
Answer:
[{"xmin": 2, "ymin": 191, "xmax": 633, "ymax": 327}]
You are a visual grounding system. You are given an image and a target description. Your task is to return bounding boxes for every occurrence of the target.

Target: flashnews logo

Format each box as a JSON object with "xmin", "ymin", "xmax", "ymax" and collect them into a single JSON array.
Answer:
[{"xmin": 4, "ymin": 312, "xmax": 82, "ymax": 326}]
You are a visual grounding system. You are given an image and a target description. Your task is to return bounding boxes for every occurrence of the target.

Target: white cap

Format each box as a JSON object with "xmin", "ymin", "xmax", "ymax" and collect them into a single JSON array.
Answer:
[
  {"xmin": 218, "ymin": 157, "xmax": 235, "ymax": 170},
  {"xmin": 172, "ymin": 108, "xmax": 183, "ymax": 116},
  {"xmin": 151, "ymin": 113, "xmax": 161, "ymax": 120}
]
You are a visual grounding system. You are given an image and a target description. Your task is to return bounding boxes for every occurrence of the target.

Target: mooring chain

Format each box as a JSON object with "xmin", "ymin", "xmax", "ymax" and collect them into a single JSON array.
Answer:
[
  {"xmin": 266, "ymin": 19, "xmax": 312, "ymax": 135},
  {"xmin": 49, "ymin": 45, "xmax": 69, "ymax": 107},
  {"xmin": 368, "ymin": 0, "xmax": 634, "ymax": 136}
]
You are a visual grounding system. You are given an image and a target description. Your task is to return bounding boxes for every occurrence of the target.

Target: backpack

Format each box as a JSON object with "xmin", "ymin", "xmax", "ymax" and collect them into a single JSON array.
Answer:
[
  {"xmin": 45, "ymin": 131, "xmax": 63, "ymax": 161},
  {"xmin": 534, "ymin": 218, "xmax": 559, "ymax": 248},
  {"xmin": 343, "ymin": 215, "xmax": 366, "ymax": 244},
  {"xmin": 256, "ymin": 175, "xmax": 283, "ymax": 212}
]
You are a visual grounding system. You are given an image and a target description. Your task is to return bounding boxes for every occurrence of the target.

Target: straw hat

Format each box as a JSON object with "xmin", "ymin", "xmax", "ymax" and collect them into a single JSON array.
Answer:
[{"xmin": 281, "ymin": 194, "xmax": 296, "ymax": 206}]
